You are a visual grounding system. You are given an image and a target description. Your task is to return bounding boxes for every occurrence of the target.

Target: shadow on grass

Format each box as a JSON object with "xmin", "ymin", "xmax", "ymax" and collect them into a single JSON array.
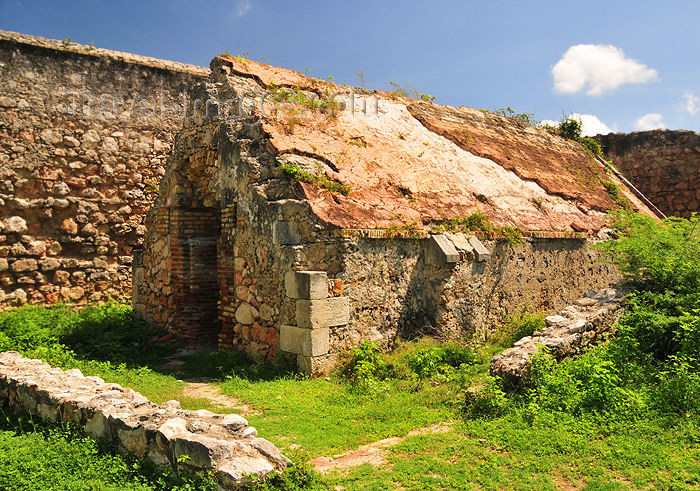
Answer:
[{"xmin": 0, "ymin": 303, "xmax": 298, "ymax": 383}]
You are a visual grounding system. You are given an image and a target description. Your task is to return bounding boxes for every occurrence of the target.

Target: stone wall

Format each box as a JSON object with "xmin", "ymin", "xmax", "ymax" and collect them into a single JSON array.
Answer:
[
  {"xmin": 597, "ymin": 130, "xmax": 700, "ymax": 217},
  {"xmin": 0, "ymin": 30, "xmax": 208, "ymax": 309},
  {"xmin": 0, "ymin": 350, "xmax": 289, "ymax": 486}
]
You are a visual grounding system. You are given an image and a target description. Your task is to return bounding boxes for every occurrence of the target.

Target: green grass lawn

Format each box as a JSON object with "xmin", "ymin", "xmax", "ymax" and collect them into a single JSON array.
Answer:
[{"xmin": 0, "ymin": 303, "xmax": 698, "ymax": 490}]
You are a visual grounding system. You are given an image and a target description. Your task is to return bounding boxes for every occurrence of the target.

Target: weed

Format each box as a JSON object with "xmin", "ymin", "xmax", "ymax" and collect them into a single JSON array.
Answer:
[
  {"xmin": 430, "ymin": 212, "xmax": 523, "ymax": 246},
  {"xmin": 407, "ymin": 343, "xmax": 477, "ymax": 380},
  {"xmin": 462, "ymin": 376, "xmax": 510, "ymax": 419},
  {"xmin": 557, "ymin": 117, "xmax": 582, "ymax": 140},
  {"xmin": 280, "ymin": 162, "xmax": 351, "ymax": 196},
  {"xmin": 602, "ymin": 180, "xmax": 631, "ymax": 209},
  {"xmin": 388, "ymin": 81, "xmax": 436, "ymax": 102},
  {"xmin": 492, "ymin": 310, "xmax": 546, "ymax": 347},
  {"xmin": 145, "ymin": 181, "xmax": 159, "ymax": 195},
  {"xmin": 487, "ymin": 106, "xmax": 536, "ymax": 126}
]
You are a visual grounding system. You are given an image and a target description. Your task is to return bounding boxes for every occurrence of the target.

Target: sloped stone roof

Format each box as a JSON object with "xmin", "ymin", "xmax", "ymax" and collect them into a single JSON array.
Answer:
[{"xmin": 217, "ymin": 55, "xmax": 657, "ymax": 233}]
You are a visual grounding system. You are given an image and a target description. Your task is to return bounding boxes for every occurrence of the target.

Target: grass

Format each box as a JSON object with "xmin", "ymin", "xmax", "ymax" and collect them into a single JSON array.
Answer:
[
  {"xmin": 0, "ymin": 417, "xmax": 215, "ymax": 490},
  {"xmin": 0, "ymin": 213, "xmax": 699, "ymax": 491}
]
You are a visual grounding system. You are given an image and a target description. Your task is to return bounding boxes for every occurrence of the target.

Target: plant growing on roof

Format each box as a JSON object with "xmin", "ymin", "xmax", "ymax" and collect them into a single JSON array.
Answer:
[{"xmin": 280, "ymin": 162, "xmax": 351, "ymax": 196}]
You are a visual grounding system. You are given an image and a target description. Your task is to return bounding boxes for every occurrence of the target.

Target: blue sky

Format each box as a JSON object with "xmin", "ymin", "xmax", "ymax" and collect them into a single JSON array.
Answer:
[{"xmin": 1, "ymin": 0, "xmax": 699, "ymax": 134}]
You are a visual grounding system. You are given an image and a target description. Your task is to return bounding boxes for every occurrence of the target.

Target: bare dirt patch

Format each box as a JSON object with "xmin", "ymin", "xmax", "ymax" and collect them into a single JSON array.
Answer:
[
  {"xmin": 310, "ymin": 421, "xmax": 453, "ymax": 474},
  {"xmin": 182, "ymin": 380, "xmax": 255, "ymax": 414}
]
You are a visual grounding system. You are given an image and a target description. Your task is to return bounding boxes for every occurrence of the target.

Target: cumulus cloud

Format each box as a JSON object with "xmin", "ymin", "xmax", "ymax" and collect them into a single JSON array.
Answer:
[
  {"xmin": 552, "ymin": 44, "xmax": 658, "ymax": 96},
  {"xmin": 536, "ymin": 113, "xmax": 611, "ymax": 137},
  {"xmin": 683, "ymin": 92, "xmax": 699, "ymax": 115},
  {"xmin": 635, "ymin": 113, "xmax": 666, "ymax": 131},
  {"xmin": 235, "ymin": 0, "xmax": 251, "ymax": 16}
]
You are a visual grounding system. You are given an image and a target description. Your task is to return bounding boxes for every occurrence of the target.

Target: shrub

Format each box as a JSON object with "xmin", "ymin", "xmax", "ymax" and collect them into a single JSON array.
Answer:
[
  {"xmin": 595, "ymin": 211, "xmax": 700, "ymax": 293},
  {"xmin": 344, "ymin": 340, "xmax": 388, "ymax": 392},
  {"xmin": 557, "ymin": 117, "xmax": 582, "ymax": 140},
  {"xmin": 244, "ymin": 461, "xmax": 322, "ymax": 490},
  {"xmin": 406, "ymin": 343, "xmax": 477, "ymax": 379},
  {"xmin": 519, "ymin": 213, "xmax": 700, "ymax": 421},
  {"xmin": 526, "ymin": 348, "xmax": 646, "ymax": 419},
  {"xmin": 494, "ymin": 311, "xmax": 546, "ymax": 347},
  {"xmin": 462, "ymin": 376, "xmax": 510, "ymax": 419},
  {"xmin": 580, "ymin": 137, "xmax": 604, "ymax": 158}
]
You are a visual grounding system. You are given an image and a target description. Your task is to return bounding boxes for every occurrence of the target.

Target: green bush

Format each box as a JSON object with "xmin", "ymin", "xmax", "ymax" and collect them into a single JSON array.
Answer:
[
  {"xmin": 0, "ymin": 303, "xmax": 176, "ymax": 367},
  {"xmin": 580, "ymin": 137, "xmax": 604, "ymax": 158},
  {"xmin": 344, "ymin": 340, "xmax": 388, "ymax": 392},
  {"xmin": 519, "ymin": 212, "xmax": 700, "ymax": 421},
  {"xmin": 494, "ymin": 311, "xmax": 546, "ymax": 347},
  {"xmin": 406, "ymin": 343, "xmax": 477, "ymax": 379},
  {"xmin": 244, "ymin": 461, "xmax": 322, "ymax": 490},
  {"xmin": 595, "ymin": 211, "xmax": 700, "ymax": 293},
  {"xmin": 557, "ymin": 117, "xmax": 582, "ymax": 140},
  {"xmin": 462, "ymin": 376, "xmax": 510, "ymax": 419},
  {"xmin": 526, "ymin": 348, "xmax": 646, "ymax": 419}
]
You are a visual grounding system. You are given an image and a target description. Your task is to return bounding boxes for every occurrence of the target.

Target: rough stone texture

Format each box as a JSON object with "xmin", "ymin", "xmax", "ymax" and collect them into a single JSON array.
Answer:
[
  {"xmin": 0, "ymin": 30, "xmax": 208, "ymax": 309},
  {"xmin": 597, "ymin": 130, "xmax": 700, "ymax": 217},
  {"xmin": 134, "ymin": 55, "xmax": 634, "ymax": 371},
  {"xmin": 490, "ymin": 287, "xmax": 627, "ymax": 389},
  {"xmin": 0, "ymin": 351, "xmax": 288, "ymax": 485}
]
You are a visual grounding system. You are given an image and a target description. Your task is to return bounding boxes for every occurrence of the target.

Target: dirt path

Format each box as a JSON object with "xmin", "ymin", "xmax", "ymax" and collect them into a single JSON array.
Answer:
[
  {"xmin": 182, "ymin": 380, "xmax": 255, "ymax": 414},
  {"xmin": 309, "ymin": 421, "xmax": 453, "ymax": 474}
]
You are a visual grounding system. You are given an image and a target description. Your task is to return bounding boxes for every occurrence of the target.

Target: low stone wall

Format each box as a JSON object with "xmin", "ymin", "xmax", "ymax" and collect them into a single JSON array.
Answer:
[
  {"xmin": 0, "ymin": 351, "xmax": 289, "ymax": 486},
  {"xmin": 597, "ymin": 130, "xmax": 700, "ymax": 217},
  {"xmin": 490, "ymin": 287, "xmax": 627, "ymax": 389}
]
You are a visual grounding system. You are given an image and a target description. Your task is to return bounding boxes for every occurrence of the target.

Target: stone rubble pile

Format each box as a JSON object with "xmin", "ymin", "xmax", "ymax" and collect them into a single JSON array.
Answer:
[
  {"xmin": 0, "ymin": 351, "xmax": 289, "ymax": 487},
  {"xmin": 490, "ymin": 287, "xmax": 627, "ymax": 390}
]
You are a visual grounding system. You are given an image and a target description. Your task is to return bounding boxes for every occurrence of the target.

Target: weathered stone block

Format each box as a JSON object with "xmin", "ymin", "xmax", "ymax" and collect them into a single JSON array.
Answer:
[
  {"xmin": 445, "ymin": 232, "xmax": 474, "ymax": 255},
  {"xmin": 295, "ymin": 297, "xmax": 350, "ymax": 329},
  {"xmin": 296, "ymin": 353, "xmax": 336, "ymax": 376},
  {"xmin": 468, "ymin": 236, "xmax": 491, "ymax": 261},
  {"xmin": 427, "ymin": 234, "xmax": 460, "ymax": 265},
  {"xmin": 272, "ymin": 221, "xmax": 301, "ymax": 245},
  {"xmin": 284, "ymin": 270, "xmax": 328, "ymax": 299},
  {"xmin": 279, "ymin": 325, "xmax": 329, "ymax": 356}
]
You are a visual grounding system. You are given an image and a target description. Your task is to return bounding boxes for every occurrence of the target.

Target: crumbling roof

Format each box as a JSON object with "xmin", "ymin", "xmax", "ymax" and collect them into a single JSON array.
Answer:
[{"xmin": 216, "ymin": 55, "xmax": 657, "ymax": 234}]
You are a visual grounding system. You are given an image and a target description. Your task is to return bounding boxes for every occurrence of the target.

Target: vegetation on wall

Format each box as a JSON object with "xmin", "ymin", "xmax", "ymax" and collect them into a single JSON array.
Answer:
[
  {"xmin": 431, "ymin": 211, "xmax": 523, "ymax": 246},
  {"xmin": 280, "ymin": 162, "xmax": 351, "ymax": 196}
]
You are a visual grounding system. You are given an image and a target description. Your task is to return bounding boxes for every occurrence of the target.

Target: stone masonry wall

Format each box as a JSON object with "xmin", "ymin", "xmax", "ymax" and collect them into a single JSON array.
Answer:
[
  {"xmin": 0, "ymin": 30, "xmax": 208, "ymax": 309},
  {"xmin": 597, "ymin": 130, "xmax": 700, "ymax": 217}
]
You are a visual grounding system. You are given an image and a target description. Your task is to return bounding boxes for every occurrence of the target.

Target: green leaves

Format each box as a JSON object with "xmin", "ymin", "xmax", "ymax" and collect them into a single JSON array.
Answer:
[{"xmin": 596, "ymin": 211, "xmax": 700, "ymax": 294}]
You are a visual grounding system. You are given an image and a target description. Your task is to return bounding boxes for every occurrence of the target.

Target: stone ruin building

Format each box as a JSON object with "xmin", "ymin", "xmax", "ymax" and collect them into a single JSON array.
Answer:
[
  {"xmin": 3, "ymin": 30, "xmax": 695, "ymax": 375},
  {"xmin": 132, "ymin": 54, "xmax": 659, "ymax": 374}
]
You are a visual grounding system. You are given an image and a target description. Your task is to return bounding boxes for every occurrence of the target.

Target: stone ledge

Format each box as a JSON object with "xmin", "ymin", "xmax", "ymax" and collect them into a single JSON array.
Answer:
[{"xmin": 0, "ymin": 352, "xmax": 289, "ymax": 487}]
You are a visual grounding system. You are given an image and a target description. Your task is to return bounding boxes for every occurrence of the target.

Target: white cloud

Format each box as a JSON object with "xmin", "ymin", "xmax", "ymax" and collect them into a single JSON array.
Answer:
[
  {"xmin": 235, "ymin": 0, "xmax": 251, "ymax": 16},
  {"xmin": 552, "ymin": 44, "xmax": 658, "ymax": 96},
  {"xmin": 571, "ymin": 113, "xmax": 612, "ymax": 136},
  {"xmin": 635, "ymin": 113, "xmax": 666, "ymax": 131},
  {"xmin": 683, "ymin": 92, "xmax": 699, "ymax": 115},
  {"xmin": 536, "ymin": 113, "xmax": 611, "ymax": 137}
]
